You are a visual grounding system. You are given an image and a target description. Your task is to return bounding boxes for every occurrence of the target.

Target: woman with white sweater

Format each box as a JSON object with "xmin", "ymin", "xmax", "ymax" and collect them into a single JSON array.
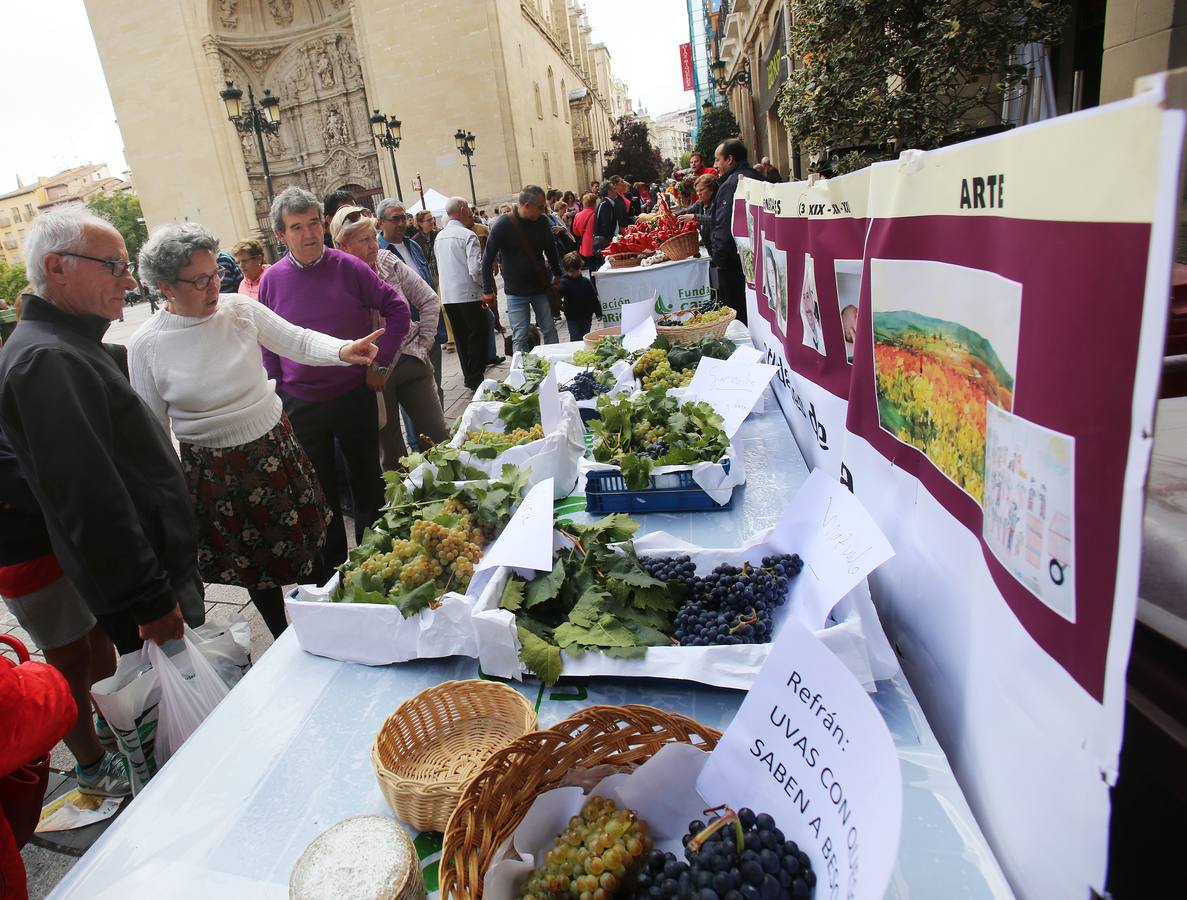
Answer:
[{"xmin": 129, "ymin": 223, "xmax": 382, "ymax": 636}]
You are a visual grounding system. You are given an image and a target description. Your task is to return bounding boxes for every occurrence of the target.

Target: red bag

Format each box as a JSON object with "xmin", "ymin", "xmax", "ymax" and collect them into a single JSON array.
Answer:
[{"xmin": 0, "ymin": 635, "xmax": 73, "ymax": 848}]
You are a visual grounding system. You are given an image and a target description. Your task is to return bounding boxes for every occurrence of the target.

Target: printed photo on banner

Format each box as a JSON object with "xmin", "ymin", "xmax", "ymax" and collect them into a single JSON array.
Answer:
[
  {"xmin": 870, "ymin": 259, "xmax": 1022, "ymax": 503},
  {"xmin": 834, "ymin": 259, "xmax": 863, "ymax": 364},
  {"xmin": 736, "ymin": 237, "xmax": 756, "ymax": 285},
  {"xmin": 798, "ymin": 253, "xmax": 825, "ymax": 356},
  {"xmin": 763, "ymin": 240, "xmax": 788, "ymax": 333},
  {"xmin": 983, "ymin": 405, "xmax": 1077, "ymax": 622}
]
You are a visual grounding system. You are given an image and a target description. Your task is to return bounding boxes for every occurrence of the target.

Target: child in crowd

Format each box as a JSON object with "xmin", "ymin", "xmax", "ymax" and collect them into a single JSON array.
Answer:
[{"xmin": 559, "ymin": 251, "xmax": 602, "ymax": 342}]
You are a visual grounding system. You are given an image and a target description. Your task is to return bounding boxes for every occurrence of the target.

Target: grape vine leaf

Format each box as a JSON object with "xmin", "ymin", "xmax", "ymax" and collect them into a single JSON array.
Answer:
[
  {"xmin": 499, "ymin": 578, "xmax": 526, "ymax": 613},
  {"xmin": 525, "ymin": 558, "xmax": 565, "ymax": 608},
  {"xmin": 517, "ymin": 624, "xmax": 563, "ymax": 685},
  {"xmin": 391, "ymin": 581, "xmax": 441, "ymax": 619},
  {"xmin": 336, "ymin": 579, "xmax": 388, "ymax": 606},
  {"xmin": 553, "ymin": 612, "xmax": 636, "ymax": 649}
]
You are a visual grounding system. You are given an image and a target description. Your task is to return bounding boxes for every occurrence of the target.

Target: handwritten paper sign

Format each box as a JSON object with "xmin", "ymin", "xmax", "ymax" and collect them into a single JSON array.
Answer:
[
  {"xmin": 475, "ymin": 478, "xmax": 555, "ymax": 573},
  {"xmin": 619, "ymin": 297, "xmax": 656, "ymax": 334},
  {"xmin": 684, "ymin": 356, "xmax": 778, "ymax": 437},
  {"xmin": 770, "ymin": 468, "xmax": 895, "ymax": 630},
  {"xmin": 621, "ymin": 315, "xmax": 658, "ymax": 353},
  {"xmin": 539, "ymin": 365, "xmax": 562, "ymax": 435},
  {"xmin": 697, "ymin": 615, "xmax": 903, "ymax": 900}
]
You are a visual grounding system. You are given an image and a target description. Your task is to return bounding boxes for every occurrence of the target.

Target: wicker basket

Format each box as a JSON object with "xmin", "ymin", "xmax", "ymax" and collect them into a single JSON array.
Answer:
[
  {"xmin": 607, "ymin": 252, "xmax": 643, "ymax": 268},
  {"xmin": 438, "ymin": 704, "xmax": 721, "ymax": 899},
  {"xmin": 371, "ymin": 680, "xmax": 538, "ymax": 833},
  {"xmin": 657, "ymin": 230, "xmax": 700, "ymax": 261},
  {"xmin": 656, "ymin": 305, "xmax": 737, "ymax": 345},
  {"xmin": 582, "ymin": 324, "xmax": 622, "ymax": 348}
]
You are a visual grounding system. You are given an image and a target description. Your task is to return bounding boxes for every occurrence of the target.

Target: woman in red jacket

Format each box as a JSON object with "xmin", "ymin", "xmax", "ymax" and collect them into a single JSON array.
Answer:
[{"xmin": 571, "ymin": 193, "xmax": 598, "ymax": 273}]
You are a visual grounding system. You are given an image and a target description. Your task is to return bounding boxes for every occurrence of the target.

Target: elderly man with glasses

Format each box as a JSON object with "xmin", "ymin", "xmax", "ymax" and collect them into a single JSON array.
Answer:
[
  {"xmin": 0, "ymin": 205, "xmax": 207, "ymax": 660},
  {"xmin": 259, "ymin": 188, "xmax": 410, "ymax": 577}
]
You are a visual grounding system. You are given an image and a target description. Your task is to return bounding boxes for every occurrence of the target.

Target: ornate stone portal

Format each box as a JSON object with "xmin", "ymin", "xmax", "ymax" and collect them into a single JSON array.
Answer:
[{"xmin": 209, "ymin": 0, "xmax": 380, "ymax": 234}]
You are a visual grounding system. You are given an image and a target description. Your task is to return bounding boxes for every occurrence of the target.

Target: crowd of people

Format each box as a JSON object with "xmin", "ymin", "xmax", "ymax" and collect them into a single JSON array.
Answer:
[{"xmin": 0, "ymin": 136, "xmax": 767, "ymax": 892}]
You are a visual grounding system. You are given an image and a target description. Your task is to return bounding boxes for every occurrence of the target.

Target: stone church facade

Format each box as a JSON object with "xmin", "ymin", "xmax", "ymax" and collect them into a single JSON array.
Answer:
[{"xmin": 84, "ymin": 0, "xmax": 627, "ymax": 246}]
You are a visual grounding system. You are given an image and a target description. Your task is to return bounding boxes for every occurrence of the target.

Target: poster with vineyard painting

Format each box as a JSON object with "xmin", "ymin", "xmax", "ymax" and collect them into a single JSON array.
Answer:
[{"xmin": 869, "ymin": 259, "xmax": 1022, "ymax": 503}]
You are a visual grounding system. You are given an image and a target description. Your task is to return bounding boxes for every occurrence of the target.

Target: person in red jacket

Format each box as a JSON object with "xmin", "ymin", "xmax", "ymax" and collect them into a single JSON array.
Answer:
[
  {"xmin": 0, "ymin": 650, "xmax": 76, "ymax": 900},
  {"xmin": 571, "ymin": 193, "xmax": 598, "ymax": 272}
]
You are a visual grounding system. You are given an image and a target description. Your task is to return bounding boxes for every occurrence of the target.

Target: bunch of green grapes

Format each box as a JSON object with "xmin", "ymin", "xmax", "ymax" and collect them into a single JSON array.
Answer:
[
  {"xmin": 464, "ymin": 423, "xmax": 544, "ymax": 450},
  {"xmin": 631, "ymin": 348, "xmax": 667, "ymax": 378},
  {"xmin": 687, "ymin": 306, "xmax": 729, "ymax": 326},
  {"xmin": 630, "ymin": 422, "xmax": 668, "ymax": 446},
  {"xmin": 640, "ymin": 361, "xmax": 694, "ymax": 390},
  {"xmin": 517, "ymin": 796, "xmax": 652, "ymax": 900},
  {"xmin": 572, "ymin": 349, "xmax": 598, "ymax": 366}
]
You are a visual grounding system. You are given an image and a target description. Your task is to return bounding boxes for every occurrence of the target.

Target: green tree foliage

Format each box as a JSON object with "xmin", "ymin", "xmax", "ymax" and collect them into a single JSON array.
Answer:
[
  {"xmin": 603, "ymin": 117, "xmax": 663, "ymax": 184},
  {"xmin": 0, "ymin": 263, "xmax": 27, "ymax": 301},
  {"xmin": 87, "ymin": 192, "xmax": 148, "ymax": 264},
  {"xmin": 778, "ymin": 0, "xmax": 1068, "ymax": 173},
  {"xmin": 695, "ymin": 104, "xmax": 742, "ymax": 163}
]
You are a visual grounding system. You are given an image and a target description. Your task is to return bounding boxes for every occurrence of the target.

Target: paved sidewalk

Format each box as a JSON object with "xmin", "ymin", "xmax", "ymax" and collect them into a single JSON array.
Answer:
[{"xmin": 14, "ymin": 288, "xmax": 561, "ymax": 898}]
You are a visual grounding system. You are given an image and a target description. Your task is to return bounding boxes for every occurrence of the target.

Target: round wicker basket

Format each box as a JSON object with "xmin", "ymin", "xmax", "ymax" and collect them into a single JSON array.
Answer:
[
  {"xmin": 371, "ymin": 680, "xmax": 538, "ymax": 833},
  {"xmin": 655, "ymin": 305, "xmax": 737, "ymax": 345},
  {"xmin": 606, "ymin": 252, "xmax": 643, "ymax": 268},
  {"xmin": 582, "ymin": 324, "xmax": 622, "ymax": 348},
  {"xmin": 438, "ymin": 704, "xmax": 721, "ymax": 899},
  {"xmin": 657, "ymin": 230, "xmax": 700, "ymax": 261}
]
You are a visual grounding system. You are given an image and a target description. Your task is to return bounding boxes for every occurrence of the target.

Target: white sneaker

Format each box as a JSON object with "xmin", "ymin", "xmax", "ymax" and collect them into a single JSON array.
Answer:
[{"xmin": 76, "ymin": 752, "xmax": 132, "ymax": 798}]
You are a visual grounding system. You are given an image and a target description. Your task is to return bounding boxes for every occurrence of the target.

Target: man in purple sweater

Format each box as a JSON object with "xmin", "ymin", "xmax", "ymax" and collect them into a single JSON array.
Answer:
[{"xmin": 259, "ymin": 187, "xmax": 410, "ymax": 576}]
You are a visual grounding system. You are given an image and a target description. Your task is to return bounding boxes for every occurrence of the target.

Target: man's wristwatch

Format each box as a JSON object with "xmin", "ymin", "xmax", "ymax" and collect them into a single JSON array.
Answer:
[{"xmin": 371, "ymin": 364, "xmax": 390, "ymax": 377}]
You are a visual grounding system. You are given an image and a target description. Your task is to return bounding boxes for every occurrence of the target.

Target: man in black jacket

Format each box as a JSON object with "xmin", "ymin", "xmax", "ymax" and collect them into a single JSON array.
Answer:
[
  {"xmin": 711, "ymin": 138, "xmax": 764, "ymax": 325},
  {"xmin": 0, "ymin": 206, "xmax": 204, "ymax": 652},
  {"xmin": 591, "ymin": 181, "xmax": 618, "ymax": 271},
  {"xmin": 481, "ymin": 185, "xmax": 563, "ymax": 353}
]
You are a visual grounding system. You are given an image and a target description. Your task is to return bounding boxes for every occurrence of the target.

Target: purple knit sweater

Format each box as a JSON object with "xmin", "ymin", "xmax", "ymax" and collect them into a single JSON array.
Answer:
[{"xmin": 258, "ymin": 249, "xmax": 410, "ymax": 402}]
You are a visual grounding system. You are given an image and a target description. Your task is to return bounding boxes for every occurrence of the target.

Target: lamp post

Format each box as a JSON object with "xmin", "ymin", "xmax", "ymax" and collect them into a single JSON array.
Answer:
[
  {"xmin": 369, "ymin": 110, "xmax": 403, "ymax": 202},
  {"xmin": 219, "ymin": 80, "xmax": 282, "ymax": 204},
  {"xmin": 454, "ymin": 128, "xmax": 477, "ymax": 207},
  {"xmin": 710, "ymin": 56, "xmax": 752, "ymax": 94}
]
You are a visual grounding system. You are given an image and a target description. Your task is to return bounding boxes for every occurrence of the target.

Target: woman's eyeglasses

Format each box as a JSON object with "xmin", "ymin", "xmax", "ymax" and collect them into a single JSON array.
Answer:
[{"xmin": 174, "ymin": 267, "xmax": 227, "ymax": 291}]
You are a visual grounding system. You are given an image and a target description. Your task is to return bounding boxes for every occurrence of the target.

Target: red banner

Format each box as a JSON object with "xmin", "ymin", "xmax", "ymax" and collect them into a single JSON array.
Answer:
[{"xmin": 680, "ymin": 43, "xmax": 694, "ymax": 92}]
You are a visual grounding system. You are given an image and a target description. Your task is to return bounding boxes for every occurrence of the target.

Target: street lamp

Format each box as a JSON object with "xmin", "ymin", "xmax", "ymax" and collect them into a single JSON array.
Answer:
[
  {"xmin": 701, "ymin": 98, "xmax": 713, "ymax": 116},
  {"xmin": 220, "ymin": 80, "xmax": 282, "ymax": 204},
  {"xmin": 369, "ymin": 110, "xmax": 404, "ymax": 202},
  {"xmin": 711, "ymin": 57, "xmax": 751, "ymax": 94},
  {"xmin": 454, "ymin": 128, "xmax": 477, "ymax": 207}
]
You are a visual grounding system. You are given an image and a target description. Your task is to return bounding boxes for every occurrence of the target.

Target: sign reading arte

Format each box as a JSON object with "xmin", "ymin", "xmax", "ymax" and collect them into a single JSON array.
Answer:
[
  {"xmin": 732, "ymin": 83, "xmax": 1185, "ymax": 900},
  {"xmin": 591, "ymin": 256, "xmax": 710, "ymax": 325}
]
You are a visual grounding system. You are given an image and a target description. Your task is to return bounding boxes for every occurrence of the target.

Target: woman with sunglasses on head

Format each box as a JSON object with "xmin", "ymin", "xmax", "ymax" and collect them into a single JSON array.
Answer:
[{"xmin": 127, "ymin": 223, "xmax": 383, "ymax": 637}]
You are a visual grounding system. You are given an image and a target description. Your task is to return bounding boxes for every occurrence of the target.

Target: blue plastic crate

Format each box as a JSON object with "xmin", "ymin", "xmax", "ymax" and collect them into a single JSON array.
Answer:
[{"xmin": 584, "ymin": 458, "xmax": 734, "ymax": 513}]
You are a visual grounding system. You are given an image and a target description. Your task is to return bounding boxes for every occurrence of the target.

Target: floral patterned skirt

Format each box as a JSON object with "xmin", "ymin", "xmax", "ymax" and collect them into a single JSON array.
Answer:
[{"xmin": 180, "ymin": 415, "xmax": 332, "ymax": 590}]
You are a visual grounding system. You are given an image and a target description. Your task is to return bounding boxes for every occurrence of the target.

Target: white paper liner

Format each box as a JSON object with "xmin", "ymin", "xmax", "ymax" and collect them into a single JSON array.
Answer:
[
  {"xmin": 407, "ymin": 393, "xmax": 586, "ymax": 499},
  {"xmin": 483, "ymin": 744, "xmax": 715, "ymax": 899},
  {"xmin": 285, "ymin": 571, "xmax": 481, "ymax": 666},
  {"xmin": 472, "ymin": 530, "xmax": 898, "ymax": 690}
]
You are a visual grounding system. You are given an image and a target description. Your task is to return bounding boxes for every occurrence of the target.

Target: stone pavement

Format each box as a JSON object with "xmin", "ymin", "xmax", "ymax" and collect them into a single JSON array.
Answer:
[{"xmin": 14, "ymin": 288, "xmax": 556, "ymax": 897}]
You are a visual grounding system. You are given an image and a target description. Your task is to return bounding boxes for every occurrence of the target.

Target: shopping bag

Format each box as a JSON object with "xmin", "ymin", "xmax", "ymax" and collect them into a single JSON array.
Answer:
[
  {"xmin": 148, "ymin": 628, "xmax": 230, "ymax": 766},
  {"xmin": 90, "ymin": 619, "xmax": 251, "ymax": 791}
]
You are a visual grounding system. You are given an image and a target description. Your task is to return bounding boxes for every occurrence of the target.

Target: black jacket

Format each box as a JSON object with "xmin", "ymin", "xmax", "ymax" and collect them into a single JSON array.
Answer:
[
  {"xmin": 482, "ymin": 210, "xmax": 563, "ymax": 296},
  {"xmin": 593, "ymin": 196, "xmax": 618, "ymax": 246},
  {"xmin": 0, "ymin": 423, "xmax": 52, "ymax": 567},
  {"xmin": 559, "ymin": 274, "xmax": 602, "ymax": 319},
  {"xmin": 0, "ymin": 295, "xmax": 201, "ymax": 625},
  {"xmin": 710, "ymin": 163, "xmax": 764, "ymax": 270}
]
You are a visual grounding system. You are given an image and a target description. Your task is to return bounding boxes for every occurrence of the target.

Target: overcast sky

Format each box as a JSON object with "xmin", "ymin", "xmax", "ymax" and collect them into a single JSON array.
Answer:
[{"xmin": 0, "ymin": 0, "xmax": 693, "ymax": 196}]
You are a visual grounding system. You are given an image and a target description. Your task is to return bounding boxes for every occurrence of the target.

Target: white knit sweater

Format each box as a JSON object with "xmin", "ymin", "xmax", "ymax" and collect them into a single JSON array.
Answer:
[{"xmin": 128, "ymin": 293, "xmax": 350, "ymax": 449}]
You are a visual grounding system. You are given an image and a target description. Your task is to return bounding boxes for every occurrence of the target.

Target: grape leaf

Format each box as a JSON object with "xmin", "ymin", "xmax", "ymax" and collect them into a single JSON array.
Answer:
[
  {"xmin": 569, "ymin": 513, "xmax": 639, "ymax": 545},
  {"xmin": 336, "ymin": 579, "xmax": 389, "ymax": 606},
  {"xmin": 391, "ymin": 581, "xmax": 441, "ymax": 619},
  {"xmin": 517, "ymin": 624, "xmax": 563, "ymax": 685},
  {"xmin": 499, "ymin": 578, "xmax": 526, "ymax": 612},
  {"xmin": 525, "ymin": 558, "xmax": 565, "ymax": 607},
  {"xmin": 600, "ymin": 646, "xmax": 649, "ymax": 659},
  {"xmin": 554, "ymin": 612, "xmax": 636, "ymax": 649}
]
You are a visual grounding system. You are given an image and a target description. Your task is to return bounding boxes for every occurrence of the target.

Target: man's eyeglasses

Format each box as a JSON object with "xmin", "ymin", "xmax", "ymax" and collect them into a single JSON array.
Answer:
[
  {"xmin": 174, "ymin": 267, "xmax": 227, "ymax": 291},
  {"xmin": 55, "ymin": 252, "xmax": 135, "ymax": 278},
  {"xmin": 380, "ymin": 215, "xmax": 404, "ymax": 224}
]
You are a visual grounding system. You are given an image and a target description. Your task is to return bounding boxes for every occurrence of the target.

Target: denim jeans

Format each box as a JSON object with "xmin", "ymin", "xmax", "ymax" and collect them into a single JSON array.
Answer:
[
  {"xmin": 567, "ymin": 315, "xmax": 593, "ymax": 342},
  {"xmin": 505, "ymin": 293, "xmax": 559, "ymax": 352}
]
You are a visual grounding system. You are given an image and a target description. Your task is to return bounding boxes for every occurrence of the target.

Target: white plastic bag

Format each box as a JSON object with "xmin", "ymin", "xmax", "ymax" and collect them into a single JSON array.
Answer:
[
  {"xmin": 148, "ymin": 628, "xmax": 231, "ymax": 766},
  {"xmin": 90, "ymin": 649, "xmax": 160, "ymax": 793}
]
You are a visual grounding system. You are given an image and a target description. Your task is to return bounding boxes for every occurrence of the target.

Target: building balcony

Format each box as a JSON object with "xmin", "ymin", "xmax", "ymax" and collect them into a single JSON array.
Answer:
[{"xmin": 3, "ymin": 238, "xmax": 18, "ymax": 250}]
